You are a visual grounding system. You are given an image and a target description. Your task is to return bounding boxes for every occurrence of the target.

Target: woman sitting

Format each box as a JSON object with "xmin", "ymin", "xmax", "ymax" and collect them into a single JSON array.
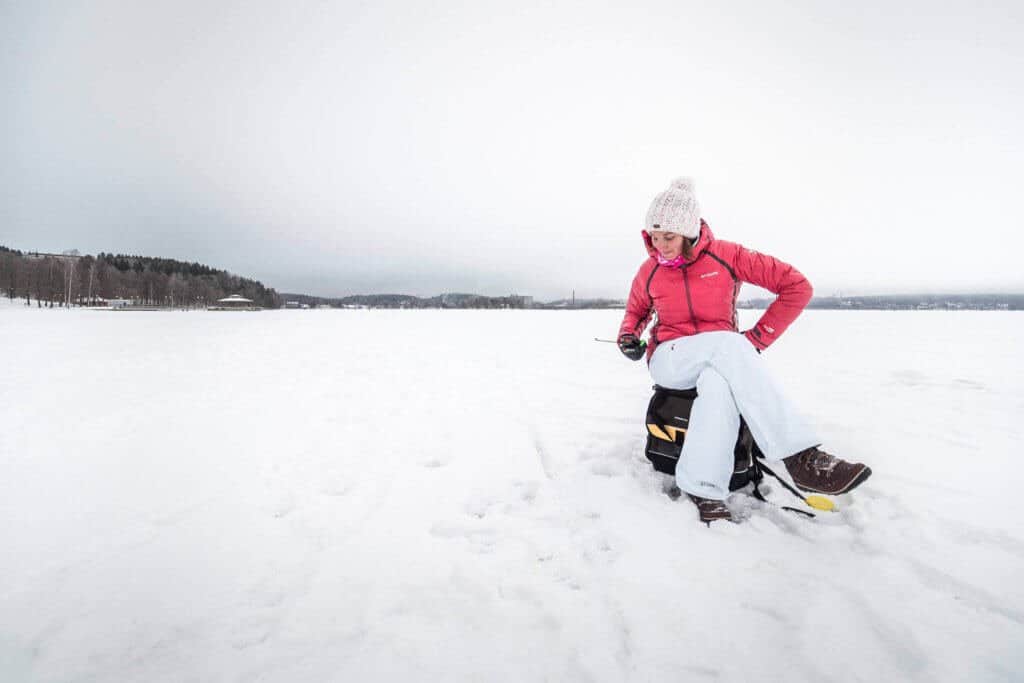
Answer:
[{"xmin": 618, "ymin": 178, "xmax": 871, "ymax": 523}]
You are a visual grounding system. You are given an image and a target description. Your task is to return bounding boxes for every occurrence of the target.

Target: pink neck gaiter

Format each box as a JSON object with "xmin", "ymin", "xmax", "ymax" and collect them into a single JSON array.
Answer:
[{"xmin": 656, "ymin": 253, "xmax": 686, "ymax": 267}]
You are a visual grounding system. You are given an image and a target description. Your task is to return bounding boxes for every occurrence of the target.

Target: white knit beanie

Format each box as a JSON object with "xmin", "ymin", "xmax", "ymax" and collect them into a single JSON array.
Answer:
[{"xmin": 645, "ymin": 177, "xmax": 701, "ymax": 239}]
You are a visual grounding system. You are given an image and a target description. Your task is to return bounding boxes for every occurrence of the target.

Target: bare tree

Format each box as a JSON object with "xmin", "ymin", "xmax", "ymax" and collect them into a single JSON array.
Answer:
[
  {"xmin": 83, "ymin": 256, "xmax": 97, "ymax": 305},
  {"xmin": 63, "ymin": 258, "xmax": 76, "ymax": 307}
]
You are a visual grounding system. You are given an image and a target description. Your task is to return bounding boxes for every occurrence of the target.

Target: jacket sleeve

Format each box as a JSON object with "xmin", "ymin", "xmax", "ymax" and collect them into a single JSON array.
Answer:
[
  {"xmin": 729, "ymin": 244, "xmax": 812, "ymax": 351},
  {"xmin": 618, "ymin": 263, "xmax": 655, "ymax": 340}
]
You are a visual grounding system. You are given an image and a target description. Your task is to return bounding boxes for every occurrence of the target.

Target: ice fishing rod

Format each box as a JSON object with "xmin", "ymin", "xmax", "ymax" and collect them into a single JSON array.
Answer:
[
  {"xmin": 594, "ymin": 337, "xmax": 618, "ymax": 343},
  {"xmin": 757, "ymin": 461, "xmax": 836, "ymax": 513}
]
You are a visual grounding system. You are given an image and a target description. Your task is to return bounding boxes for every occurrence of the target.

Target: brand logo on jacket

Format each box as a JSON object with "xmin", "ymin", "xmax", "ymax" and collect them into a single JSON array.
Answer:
[{"xmin": 700, "ymin": 271, "xmax": 719, "ymax": 279}]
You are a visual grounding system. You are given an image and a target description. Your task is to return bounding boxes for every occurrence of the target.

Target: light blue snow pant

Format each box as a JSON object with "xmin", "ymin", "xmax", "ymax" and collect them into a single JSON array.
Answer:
[{"xmin": 648, "ymin": 331, "xmax": 820, "ymax": 501}]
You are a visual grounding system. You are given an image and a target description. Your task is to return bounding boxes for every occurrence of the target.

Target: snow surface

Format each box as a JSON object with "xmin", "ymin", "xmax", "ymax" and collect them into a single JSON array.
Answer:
[{"xmin": 2, "ymin": 300, "xmax": 1023, "ymax": 682}]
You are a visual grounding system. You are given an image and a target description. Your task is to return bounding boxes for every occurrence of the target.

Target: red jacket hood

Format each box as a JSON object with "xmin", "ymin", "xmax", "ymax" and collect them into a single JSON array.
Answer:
[{"xmin": 641, "ymin": 220, "xmax": 713, "ymax": 265}]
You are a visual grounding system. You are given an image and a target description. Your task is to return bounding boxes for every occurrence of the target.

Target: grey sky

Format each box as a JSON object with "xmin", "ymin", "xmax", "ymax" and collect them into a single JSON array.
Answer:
[{"xmin": 3, "ymin": 0, "xmax": 1022, "ymax": 300}]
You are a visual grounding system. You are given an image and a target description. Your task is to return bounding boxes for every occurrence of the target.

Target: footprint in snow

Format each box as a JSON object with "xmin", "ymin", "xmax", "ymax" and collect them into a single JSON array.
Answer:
[
  {"xmin": 513, "ymin": 480, "xmax": 540, "ymax": 504},
  {"xmin": 263, "ymin": 494, "xmax": 296, "ymax": 519},
  {"xmin": 230, "ymin": 614, "xmax": 277, "ymax": 650},
  {"xmin": 319, "ymin": 481, "xmax": 352, "ymax": 497},
  {"xmin": 464, "ymin": 497, "xmax": 498, "ymax": 519},
  {"xmin": 590, "ymin": 458, "xmax": 627, "ymax": 477},
  {"xmin": 429, "ymin": 522, "xmax": 498, "ymax": 554}
]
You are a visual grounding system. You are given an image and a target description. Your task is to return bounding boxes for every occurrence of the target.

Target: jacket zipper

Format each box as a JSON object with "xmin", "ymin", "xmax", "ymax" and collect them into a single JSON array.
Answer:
[{"xmin": 681, "ymin": 266, "xmax": 698, "ymax": 332}]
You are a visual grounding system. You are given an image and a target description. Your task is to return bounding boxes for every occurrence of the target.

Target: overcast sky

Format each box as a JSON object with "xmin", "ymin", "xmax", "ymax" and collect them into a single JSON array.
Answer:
[{"xmin": 3, "ymin": 0, "xmax": 1022, "ymax": 300}]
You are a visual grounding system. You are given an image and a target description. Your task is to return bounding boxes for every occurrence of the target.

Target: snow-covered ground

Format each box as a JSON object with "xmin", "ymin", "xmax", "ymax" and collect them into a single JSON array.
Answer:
[{"xmin": 2, "ymin": 301, "xmax": 1023, "ymax": 682}]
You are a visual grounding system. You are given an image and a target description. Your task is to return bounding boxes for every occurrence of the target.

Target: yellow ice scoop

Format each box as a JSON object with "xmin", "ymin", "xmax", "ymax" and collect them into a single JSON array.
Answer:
[{"xmin": 804, "ymin": 495, "xmax": 836, "ymax": 512}]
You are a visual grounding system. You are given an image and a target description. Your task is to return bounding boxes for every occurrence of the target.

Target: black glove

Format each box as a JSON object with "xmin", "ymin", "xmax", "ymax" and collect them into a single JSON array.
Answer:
[{"xmin": 617, "ymin": 333, "xmax": 647, "ymax": 361}]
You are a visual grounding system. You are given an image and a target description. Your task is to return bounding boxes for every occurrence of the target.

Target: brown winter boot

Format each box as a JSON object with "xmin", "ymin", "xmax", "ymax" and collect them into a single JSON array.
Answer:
[
  {"xmin": 687, "ymin": 494, "xmax": 733, "ymax": 524},
  {"xmin": 782, "ymin": 447, "xmax": 872, "ymax": 495}
]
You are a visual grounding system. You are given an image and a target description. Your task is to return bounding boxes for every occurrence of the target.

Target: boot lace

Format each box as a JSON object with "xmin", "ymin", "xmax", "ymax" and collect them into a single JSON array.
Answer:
[{"xmin": 800, "ymin": 448, "xmax": 839, "ymax": 476}]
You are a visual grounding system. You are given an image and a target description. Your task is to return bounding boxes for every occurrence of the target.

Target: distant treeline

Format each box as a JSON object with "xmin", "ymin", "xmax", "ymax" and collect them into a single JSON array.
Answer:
[
  {"xmin": 740, "ymin": 294, "xmax": 1023, "ymax": 311},
  {"xmin": 0, "ymin": 245, "xmax": 282, "ymax": 308},
  {"xmin": 282, "ymin": 292, "xmax": 538, "ymax": 309},
  {"xmin": 279, "ymin": 292, "xmax": 624, "ymax": 309}
]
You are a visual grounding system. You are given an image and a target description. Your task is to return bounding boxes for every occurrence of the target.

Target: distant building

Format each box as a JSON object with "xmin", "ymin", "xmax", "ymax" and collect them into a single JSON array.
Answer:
[
  {"xmin": 285, "ymin": 301, "xmax": 302, "ymax": 309},
  {"xmin": 209, "ymin": 294, "xmax": 260, "ymax": 311},
  {"xmin": 25, "ymin": 251, "xmax": 81, "ymax": 262}
]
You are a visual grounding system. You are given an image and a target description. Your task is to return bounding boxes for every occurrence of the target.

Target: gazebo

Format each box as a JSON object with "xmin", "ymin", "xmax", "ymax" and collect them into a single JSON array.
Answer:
[{"xmin": 208, "ymin": 294, "xmax": 260, "ymax": 311}]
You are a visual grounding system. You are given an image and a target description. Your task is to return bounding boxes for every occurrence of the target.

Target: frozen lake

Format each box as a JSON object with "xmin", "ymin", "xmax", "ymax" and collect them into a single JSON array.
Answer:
[{"xmin": 2, "ymin": 304, "xmax": 1023, "ymax": 682}]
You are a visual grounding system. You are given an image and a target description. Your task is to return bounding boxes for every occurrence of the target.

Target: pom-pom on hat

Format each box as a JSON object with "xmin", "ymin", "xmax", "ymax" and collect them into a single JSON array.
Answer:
[{"xmin": 645, "ymin": 177, "xmax": 701, "ymax": 239}]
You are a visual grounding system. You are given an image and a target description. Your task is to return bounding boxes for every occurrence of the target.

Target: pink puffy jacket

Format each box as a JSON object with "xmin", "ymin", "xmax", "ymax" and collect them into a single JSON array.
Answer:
[{"xmin": 618, "ymin": 221, "xmax": 812, "ymax": 360}]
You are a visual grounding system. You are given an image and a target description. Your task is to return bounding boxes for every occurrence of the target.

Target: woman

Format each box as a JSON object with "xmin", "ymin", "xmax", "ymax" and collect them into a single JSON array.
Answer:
[{"xmin": 618, "ymin": 178, "xmax": 871, "ymax": 523}]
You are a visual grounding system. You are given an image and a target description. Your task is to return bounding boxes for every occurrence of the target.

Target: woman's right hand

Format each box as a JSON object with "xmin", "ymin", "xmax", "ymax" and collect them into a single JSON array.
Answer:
[{"xmin": 617, "ymin": 334, "xmax": 647, "ymax": 361}]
